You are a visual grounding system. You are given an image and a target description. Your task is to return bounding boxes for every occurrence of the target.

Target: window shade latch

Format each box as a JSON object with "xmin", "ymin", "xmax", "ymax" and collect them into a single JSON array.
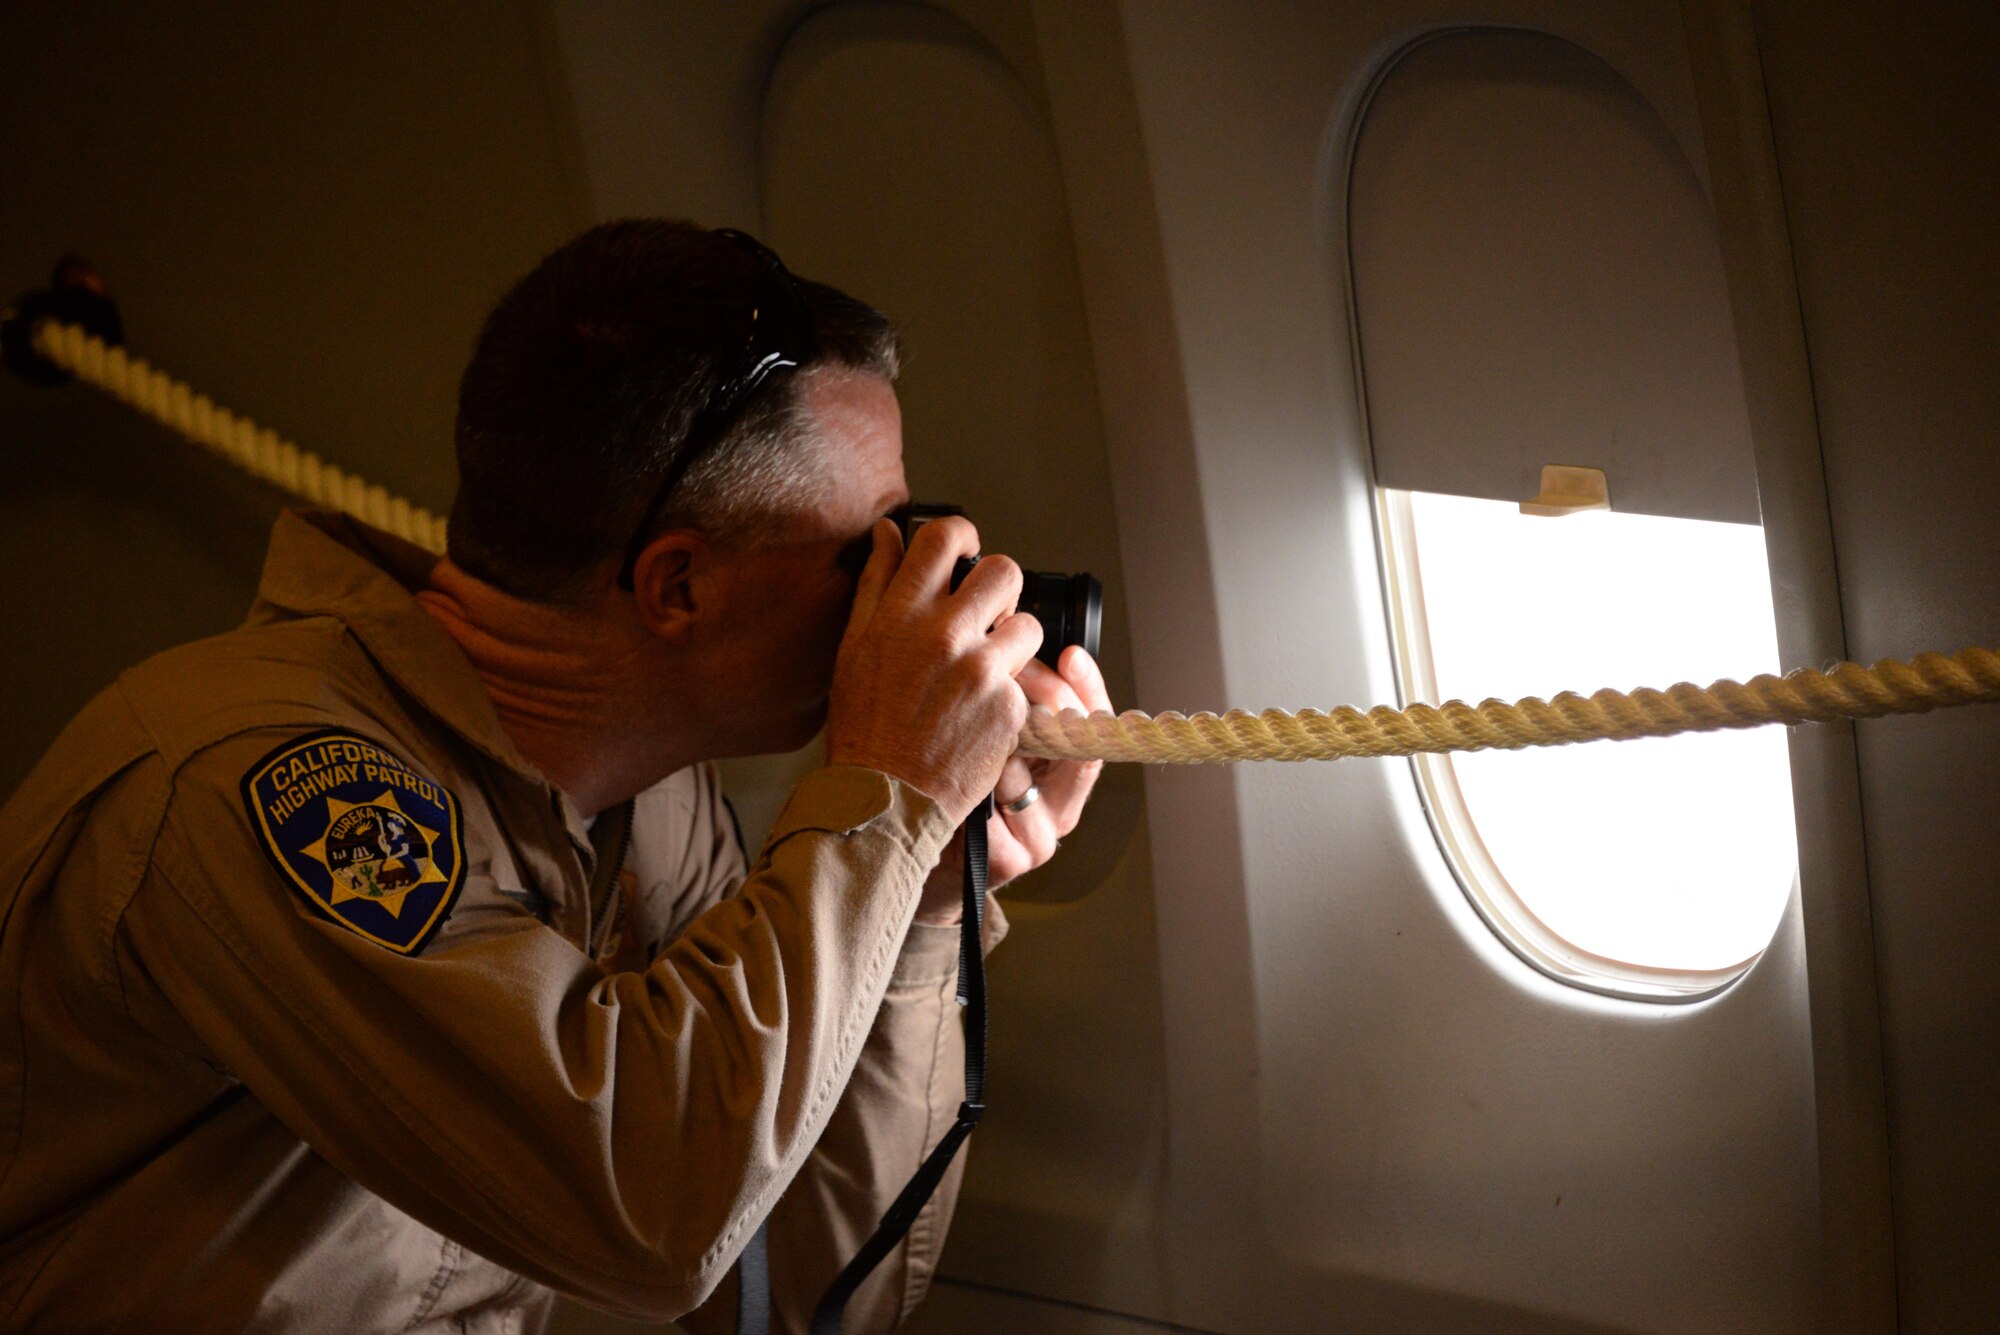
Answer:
[{"xmin": 1521, "ymin": 464, "xmax": 1610, "ymax": 517}]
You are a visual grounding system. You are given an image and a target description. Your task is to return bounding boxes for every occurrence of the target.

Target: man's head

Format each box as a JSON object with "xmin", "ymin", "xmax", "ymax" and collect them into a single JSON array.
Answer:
[
  {"xmin": 449, "ymin": 219, "xmax": 899, "ymax": 604},
  {"xmin": 445, "ymin": 220, "xmax": 910, "ymax": 758}
]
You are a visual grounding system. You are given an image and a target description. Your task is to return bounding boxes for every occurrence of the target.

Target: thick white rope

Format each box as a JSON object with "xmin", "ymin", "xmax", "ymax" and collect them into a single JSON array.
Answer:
[
  {"xmin": 1015, "ymin": 647, "xmax": 2000, "ymax": 762},
  {"xmin": 33, "ymin": 318, "xmax": 448, "ymax": 554},
  {"xmin": 31, "ymin": 317, "xmax": 2000, "ymax": 765}
]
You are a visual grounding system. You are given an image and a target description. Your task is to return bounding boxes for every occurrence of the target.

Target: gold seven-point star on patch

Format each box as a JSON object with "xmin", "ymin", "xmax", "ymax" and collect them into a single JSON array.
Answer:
[{"xmin": 300, "ymin": 790, "xmax": 450, "ymax": 918}]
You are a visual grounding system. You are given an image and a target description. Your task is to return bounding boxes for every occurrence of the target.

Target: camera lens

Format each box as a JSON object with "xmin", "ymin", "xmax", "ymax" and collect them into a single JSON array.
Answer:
[{"xmin": 1022, "ymin": 570, "xmax": 1103, "ymax": 669}]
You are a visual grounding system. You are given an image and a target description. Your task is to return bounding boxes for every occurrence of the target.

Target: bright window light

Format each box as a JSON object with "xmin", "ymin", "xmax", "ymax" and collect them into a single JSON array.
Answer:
[{"xmin": 1381, "ymin": 488, "xmax": 1798, "ymax": 999}]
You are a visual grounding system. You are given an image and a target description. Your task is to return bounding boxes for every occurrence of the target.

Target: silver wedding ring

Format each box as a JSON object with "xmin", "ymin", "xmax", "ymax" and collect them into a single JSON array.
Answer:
[{"xmin": 1001, "ymin": 784, "xmax": 1041, "ymax": 815}]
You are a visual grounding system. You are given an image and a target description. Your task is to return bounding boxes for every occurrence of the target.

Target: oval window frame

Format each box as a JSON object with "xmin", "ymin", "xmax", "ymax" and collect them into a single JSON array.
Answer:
[{"xmin": 1376, "ymin": 487, "xmax": 1796, "ymax": 1002}]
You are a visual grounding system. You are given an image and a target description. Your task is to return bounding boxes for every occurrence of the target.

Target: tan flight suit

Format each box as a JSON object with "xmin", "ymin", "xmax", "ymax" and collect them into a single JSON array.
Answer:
[{"xmin": 0, "ymin": 509, "xmax": 1002, "ymax": 1332}]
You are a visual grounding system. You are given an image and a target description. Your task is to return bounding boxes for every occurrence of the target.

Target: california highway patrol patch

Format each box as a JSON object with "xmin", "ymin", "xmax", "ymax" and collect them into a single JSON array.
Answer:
[{"xmin": 240, "ymin": 730, "xmax": 466, "ymax": 954}]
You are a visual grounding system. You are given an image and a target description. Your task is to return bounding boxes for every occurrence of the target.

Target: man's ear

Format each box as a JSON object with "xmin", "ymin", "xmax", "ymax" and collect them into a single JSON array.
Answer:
[{"xmin": 629, "ymin": 531, "xmax": 706, "ymax": 640}]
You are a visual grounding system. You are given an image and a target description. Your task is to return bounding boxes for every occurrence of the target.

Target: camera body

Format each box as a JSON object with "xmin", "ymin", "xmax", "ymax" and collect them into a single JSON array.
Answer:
[{"xmin": 893, "ymin": 503, "xmax": 1102, "ymax": 670}]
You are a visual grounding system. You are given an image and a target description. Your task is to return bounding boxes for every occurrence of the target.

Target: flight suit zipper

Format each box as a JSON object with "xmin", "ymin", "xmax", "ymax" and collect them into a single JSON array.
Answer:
[{"xmin": 585, "ymin": 796, "xmax": 635, "ymax": 957}]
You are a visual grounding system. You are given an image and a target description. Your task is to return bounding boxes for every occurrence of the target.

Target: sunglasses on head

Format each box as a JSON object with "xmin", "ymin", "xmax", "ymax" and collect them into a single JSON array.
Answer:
[{"xmin": 616, "ymin": 228, "xmax": 818, "ymax": 590}]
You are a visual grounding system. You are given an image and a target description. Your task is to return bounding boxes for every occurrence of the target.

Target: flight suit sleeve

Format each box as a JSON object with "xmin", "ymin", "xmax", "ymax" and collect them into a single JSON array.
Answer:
[
  {"xmin": 115, "ymin": 730, "xmax": 957, "ymax": 1323},
  {"xmin": 676, "ymin": 768, "xmax": 1010, "ymax": 1335}
]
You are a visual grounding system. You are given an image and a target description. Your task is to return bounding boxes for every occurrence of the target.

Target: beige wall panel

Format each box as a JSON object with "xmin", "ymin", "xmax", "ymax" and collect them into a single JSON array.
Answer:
[
  {"xmin": 0, "ymin": 2, "xmax": 588, "ymax": 792},
  {"xmin": 1096, "ymin": 2, "xmax": 1822, "ymax": 1329},
  {"xmin": 1749, "ymin": 0, "xmax": 2000, "ymax": 1326}
]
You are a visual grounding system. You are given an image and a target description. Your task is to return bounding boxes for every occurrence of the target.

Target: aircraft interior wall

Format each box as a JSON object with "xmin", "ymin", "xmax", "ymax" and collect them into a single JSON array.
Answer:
[{"xmin": 0, "ymin": 2, "xmax": 1992, "ymax": 1332}]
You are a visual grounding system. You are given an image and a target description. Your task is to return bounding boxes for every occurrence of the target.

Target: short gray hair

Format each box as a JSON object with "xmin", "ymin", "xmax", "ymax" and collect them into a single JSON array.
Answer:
[
  {"xmin": 659, "ymin": 363, "xmax": 894, "ymax": 551},
  {"xmin": 448, "ymin": 219, "xmax": 899, "ymax": 603}
]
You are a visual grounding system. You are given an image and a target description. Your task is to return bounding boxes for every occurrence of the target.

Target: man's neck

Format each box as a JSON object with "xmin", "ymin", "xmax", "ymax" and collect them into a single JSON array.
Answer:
[{"xmin": 415, "ymin": 562, "xmax": 694, "ymax": 817}]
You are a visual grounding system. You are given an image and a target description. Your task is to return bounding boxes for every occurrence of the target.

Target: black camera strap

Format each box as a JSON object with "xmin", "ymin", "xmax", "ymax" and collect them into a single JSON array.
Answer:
[{"xmin": 806, "ymin": 796, "xmax": 992, "ymax": 1335}]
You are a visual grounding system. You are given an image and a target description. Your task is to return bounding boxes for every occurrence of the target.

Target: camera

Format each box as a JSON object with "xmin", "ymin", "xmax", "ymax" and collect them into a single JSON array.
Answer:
[{"xmin": 893, "ymin": 503, "xmax": 1102, "ymax": 670}]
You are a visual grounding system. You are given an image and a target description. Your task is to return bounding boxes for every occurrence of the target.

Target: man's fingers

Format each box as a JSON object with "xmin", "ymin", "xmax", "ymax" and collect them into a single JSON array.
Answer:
[
  {"xmin": 951, "ymin": 554, "xmax": 1024, "ymax": 640},
  {"xmin": 1026, "ymin": 647, "xmax": 1111, "ymax": 828},
  {"xmin": 1059, "ymin": 645, "xmax": 1113, "ymax": 714},
  {"xmin": 991, "ymin": 805, "xmax": 1060, "ymax": 874},
  {"xmin": 844, "ymin": 519, "xmax": 903, "ymax": 636},
  {"xmin": 1015, "ymin": 659, "xmax": 1060, "ymax": 706},
  {"xmin": 1017, "ymin": 658, "xmax": 1085, "ymax": 714},
  {"xmin": 1026, "ymin": 745, "xmax": 1101, "ymax": 828},
  {"xmin": 996, "ymin": 755, "xmax": 1034, "ymax": 803},
  {"xmin": 990, "ymin": 652, "xmax": 1111, "ymax": 882},
  {"xmin": 828, "ymin": 517, "xmax": 1056, "ymax": 825},
  {"xmin": 982, "ymin": 610, "xmax": 1044, "ymax": 680},
  {"xmin": 887, "ymin": 514, "xmax": 980, "ymax": 606}
]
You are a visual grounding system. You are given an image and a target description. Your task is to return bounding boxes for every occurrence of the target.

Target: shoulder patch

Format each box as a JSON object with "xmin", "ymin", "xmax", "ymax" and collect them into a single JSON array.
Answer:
[{"xmin": 239, "ymin": 729, "xmax": 466, "ymax": 954}]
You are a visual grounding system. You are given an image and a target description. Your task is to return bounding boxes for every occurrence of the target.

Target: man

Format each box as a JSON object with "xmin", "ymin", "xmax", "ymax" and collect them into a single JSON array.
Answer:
[{"xmin": 0, "ymin": 219, "xmax": 1111, "ymax": 1331}]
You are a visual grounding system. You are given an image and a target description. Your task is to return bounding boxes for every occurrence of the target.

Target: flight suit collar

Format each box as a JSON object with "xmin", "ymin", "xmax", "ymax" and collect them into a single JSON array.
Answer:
[{"xmin": 251, "ymin": 508, "xmax": 540, "ymax": 782}]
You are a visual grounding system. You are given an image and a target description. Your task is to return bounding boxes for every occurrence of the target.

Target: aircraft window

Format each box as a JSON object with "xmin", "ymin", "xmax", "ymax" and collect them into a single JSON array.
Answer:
[{"xmin": 1379, "ymin": 487, "xmax": 1798, "ymax": 1000}]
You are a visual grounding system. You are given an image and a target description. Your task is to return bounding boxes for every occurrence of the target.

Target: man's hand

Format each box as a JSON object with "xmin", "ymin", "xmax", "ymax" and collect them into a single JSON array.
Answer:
[
  {"xmin": 913, "ymin": 644, "xmax": 1113, "ymax": 924},
  {"xmin": 824, "ymin": 516, "xmax": 1043, "ymax": 826}
]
